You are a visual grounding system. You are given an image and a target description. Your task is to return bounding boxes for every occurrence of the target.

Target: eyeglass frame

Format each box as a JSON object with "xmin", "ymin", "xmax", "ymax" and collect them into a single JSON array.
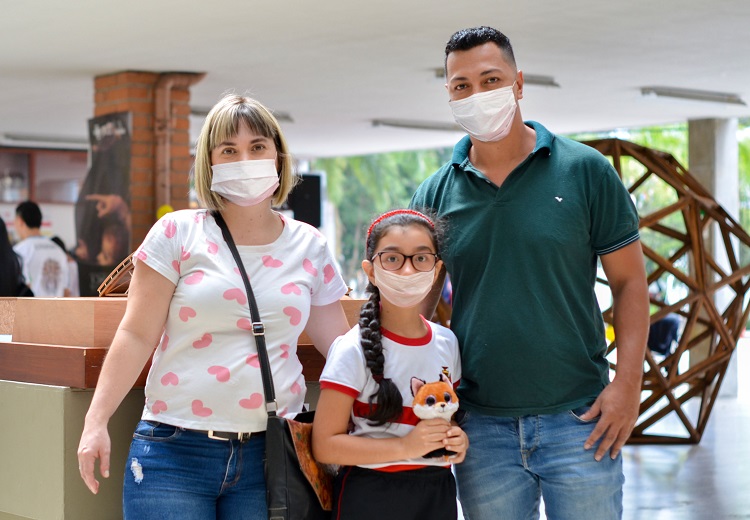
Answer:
[{"xmin": 371, "ymin": 251, "xmax": 440, "ymax": 272}]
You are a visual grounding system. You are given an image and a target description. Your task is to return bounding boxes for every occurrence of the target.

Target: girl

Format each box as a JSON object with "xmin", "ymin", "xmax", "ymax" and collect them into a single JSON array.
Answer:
[{"xmin": 313, "ymin": 209, "xmax": 467, "ymax": 520}]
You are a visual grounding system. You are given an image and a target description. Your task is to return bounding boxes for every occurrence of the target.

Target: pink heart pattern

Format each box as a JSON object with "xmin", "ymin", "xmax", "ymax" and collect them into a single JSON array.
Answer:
[
  {"xmin": 151, "ymin": 400, "xmax": 168, "ymax": 414},
  {"xmin": 172, "ymin": 260, "xmax": 181, "ymax": 275},
  {"xmin": 208, "ymin": 365, "xmax": 230, "ymax": 382},
  {"xmin": 184, "ymin": 271, "xmax": 204, "ymax": 285},
  {"xmin": 162, "ymin": 219, "xmax": 177, "ymax": 238},
  {"xmin": 160, "ymin": 334, "xmax": 169, "ymax": 351},
  {"xmin": 280, "ymin": 344, "xmax": 290, "ymax": 359},
  {"xmin": 192, "ymin": 400, "xmax": 213, "ymax": 417},
  {"xmin": 179, "ymin": 306, "xmax": 197, "ymax": 322},
  {"xmin": 323, "ymin": 264, "xmax": 336, "ymax": 284},
  {"xmin": 246, "ymin": 354, "xmax": 260, "ymax": 367},
  {"xmin": 207, "ymin": 239, "xmax": 218, "ymax": 255},
  {"xmin": 239, "ymin": 393, "xmax": 264, "ymax": 409},
  {"xmin": 135, "ymin": 249, "xmax": 147, "ymax": 261},
  {"xmin": 281, "ymin": 282, "xmax": 302, "ymax": 295},
  {"xmin": 283, "ymin": 307, "xmax": 302, "ymax": 326},
  {"xmin": 180, "ymin": 247, "xmax": 191, "ymax": 261},
  {"xmin": 237, "ymin": 318, "xmax": 253, "ymax": 331},
  {"xmin": 290, "ymin": 381, "xmax": 302, "ymax": 395},
  {"xmin": 192, "ymin": 333, "xmax": 212, "ymax": 349},
  {"xmin": 223, "ymin": 288, "xmax": 247, "ymax": 305},
  {"xmin": 262, "ymin": 255, "xmax": 283, "ymax": 268},
  {"xmin": 302, "ymin": 258, "xmax": 318, "ymax": 276},
  {"xmin": 161, "ymin": 372, "xmax": 179, "ymax": 386}
]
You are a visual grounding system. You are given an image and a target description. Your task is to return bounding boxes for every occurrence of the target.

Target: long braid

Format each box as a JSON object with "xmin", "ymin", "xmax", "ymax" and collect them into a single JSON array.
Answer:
[{"xmin": 359, "ymin": 281, "xmax": 404, "ymax": 425}]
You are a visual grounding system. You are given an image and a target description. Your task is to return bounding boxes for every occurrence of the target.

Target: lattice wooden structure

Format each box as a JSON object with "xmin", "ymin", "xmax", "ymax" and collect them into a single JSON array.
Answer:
[{"xmin": 585, "ymin": 138, "xmax": 750, "ymax": 444}]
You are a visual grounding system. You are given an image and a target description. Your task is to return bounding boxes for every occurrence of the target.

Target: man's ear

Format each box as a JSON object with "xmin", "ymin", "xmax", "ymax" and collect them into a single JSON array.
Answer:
[{"xmin": 516, "ymin": 70, "xmax": 524, "ymax": 100}]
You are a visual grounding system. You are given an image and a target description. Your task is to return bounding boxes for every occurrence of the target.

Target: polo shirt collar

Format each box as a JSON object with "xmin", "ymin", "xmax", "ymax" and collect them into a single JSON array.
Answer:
[{"xmin": 451, "ymin": 120, "xmax": 554, "ymax": 169}]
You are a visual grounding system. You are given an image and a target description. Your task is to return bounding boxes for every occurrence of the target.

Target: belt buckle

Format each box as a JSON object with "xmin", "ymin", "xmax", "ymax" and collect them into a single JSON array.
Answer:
[{"xmin": 207, "ymin": 430, "xmax": 230, "ymax": 441}]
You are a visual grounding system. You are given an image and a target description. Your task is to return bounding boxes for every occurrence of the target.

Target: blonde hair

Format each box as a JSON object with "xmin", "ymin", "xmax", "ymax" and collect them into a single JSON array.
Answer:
[{"xmin": 194, "ymin": 94, "xmax": 297, "ymax": 211}]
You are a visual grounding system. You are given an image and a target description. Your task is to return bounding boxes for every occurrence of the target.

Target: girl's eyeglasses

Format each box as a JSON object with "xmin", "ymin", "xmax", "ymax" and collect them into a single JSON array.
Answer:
[{"xmin": 373, "ymin": 252, "xmax": 438, "ymax": 272}]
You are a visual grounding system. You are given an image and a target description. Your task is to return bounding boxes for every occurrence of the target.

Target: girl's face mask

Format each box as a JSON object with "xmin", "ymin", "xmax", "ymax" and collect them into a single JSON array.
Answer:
[
  {"xmin": 210, "ymin": 158, "xmax": 279, "ymax": 207},
  {"xmin": 372, "ymin": 264, "xmax": 435, "ymax": 308}
]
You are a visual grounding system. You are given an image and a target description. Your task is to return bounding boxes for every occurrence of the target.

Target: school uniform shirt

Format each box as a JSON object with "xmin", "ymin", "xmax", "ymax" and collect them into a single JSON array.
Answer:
[
  {"xmin": 134, "ymin": 209, "xmax": 347, "ymax": 432},
  {"xmin": 320, "ymin": 318, "xmax": 461, "ymax": 470},
  {"xmin": 13, "ymin": 235, "xmax": 69, "ymax": 297}
]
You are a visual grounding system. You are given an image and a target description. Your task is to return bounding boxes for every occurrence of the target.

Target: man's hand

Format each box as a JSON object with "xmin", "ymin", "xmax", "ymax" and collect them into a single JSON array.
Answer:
[{"xmin": 580, "ymin": 378, "xmax": 641, "ymax": 461}]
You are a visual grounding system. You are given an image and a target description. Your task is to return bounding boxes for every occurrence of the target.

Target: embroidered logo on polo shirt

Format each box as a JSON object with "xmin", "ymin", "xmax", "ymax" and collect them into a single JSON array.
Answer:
[{"xmin": 555, "ymin": 197, "xmax": 563, "ymax": 202}]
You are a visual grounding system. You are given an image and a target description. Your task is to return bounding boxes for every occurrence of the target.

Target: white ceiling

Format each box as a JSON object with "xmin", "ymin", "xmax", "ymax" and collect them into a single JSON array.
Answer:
[{"xmin": 1, "ymin": 0, "xmax": 749, "ymax": 159}]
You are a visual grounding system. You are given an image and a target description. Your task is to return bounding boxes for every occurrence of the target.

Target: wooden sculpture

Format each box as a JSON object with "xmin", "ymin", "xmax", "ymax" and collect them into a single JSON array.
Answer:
[{"xmin": 584, "ymin": 138, "xmax": 750, "ymax": 444}]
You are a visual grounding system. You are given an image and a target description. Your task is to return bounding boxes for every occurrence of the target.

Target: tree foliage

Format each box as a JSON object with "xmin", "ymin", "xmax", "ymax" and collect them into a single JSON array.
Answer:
[{"xmin": 311, "ymin": 147, "xmax": 451, "ymax": 290}]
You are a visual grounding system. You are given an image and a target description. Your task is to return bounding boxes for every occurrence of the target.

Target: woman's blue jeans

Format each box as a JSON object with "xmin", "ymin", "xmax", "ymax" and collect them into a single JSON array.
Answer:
[
  {"xmin": 123, "ymin": 420, "xmax": 267, "ymax": 520},
  {"xmin": 455, "ymin": 407, "xmax": 624, "ymax": 520}
]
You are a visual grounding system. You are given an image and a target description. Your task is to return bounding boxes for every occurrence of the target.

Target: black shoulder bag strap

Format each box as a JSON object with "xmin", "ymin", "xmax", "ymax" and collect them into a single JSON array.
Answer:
[{"xmin": 212, "ymin": 211, "xmax": 278, "ymax": 416}]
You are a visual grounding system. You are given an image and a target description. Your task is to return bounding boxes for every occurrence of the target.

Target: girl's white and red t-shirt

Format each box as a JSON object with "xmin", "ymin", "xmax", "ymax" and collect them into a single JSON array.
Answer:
[
  {"xmin": 134, "ymin": 209, "xmax": 347, "ymax": 432},
  {"xmin": 319, "ymin": 318, "xmax": 461, "ymax": 470}
]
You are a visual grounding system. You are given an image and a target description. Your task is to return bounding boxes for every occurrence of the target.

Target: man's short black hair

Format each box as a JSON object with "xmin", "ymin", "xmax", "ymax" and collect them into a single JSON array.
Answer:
[
  {"xmin": 445, "ymin": 26, "xmax": 517, "ymax": 73},
  {"xmin": 15, "ymin": 200, "xmax": 42, "ymax": 229}
]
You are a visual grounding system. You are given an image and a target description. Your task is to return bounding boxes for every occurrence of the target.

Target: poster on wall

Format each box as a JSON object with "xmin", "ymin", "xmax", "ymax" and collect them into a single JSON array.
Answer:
[{"xmin": 74, "ymin": 112, "xmax": 132, "ymax": 296}]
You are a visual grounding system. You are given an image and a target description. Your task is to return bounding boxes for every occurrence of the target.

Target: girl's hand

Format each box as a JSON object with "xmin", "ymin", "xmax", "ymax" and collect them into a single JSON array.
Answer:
[
  {"xmin": 401, "ymin": 418, "xmax": 451, "ymax": 459},
  {"xmin": 442, "ymin": 425, "xmax": 469, "ymax": 464}
]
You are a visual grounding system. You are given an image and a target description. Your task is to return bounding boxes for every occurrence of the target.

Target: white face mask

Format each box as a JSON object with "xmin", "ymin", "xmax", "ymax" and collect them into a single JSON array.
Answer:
[
  {"xmin": 449, "ymin": 83, "xmax": 517, "ymax": 142},
  {"xmin": 373, "ymin": 264, "xmax": 435, "ymax": 308},
  {"xmin": 211, "ymin": 159, "xmax": 279, "ymax": 207}
]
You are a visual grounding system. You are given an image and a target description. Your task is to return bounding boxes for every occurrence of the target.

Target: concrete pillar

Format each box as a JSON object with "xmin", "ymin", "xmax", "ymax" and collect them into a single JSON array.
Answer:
[{"xmin": 688, "ymin": 118, "xmax": 740, "ymax": 397}]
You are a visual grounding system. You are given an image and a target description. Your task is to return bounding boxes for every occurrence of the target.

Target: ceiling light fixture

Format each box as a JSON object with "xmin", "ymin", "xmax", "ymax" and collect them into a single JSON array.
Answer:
[
  {"xmin": 640, "ymin": 86, "xmax": 746, "ymax": 106},
  {"xmin": 190, "ymin": 107, "xmax": 294, "ymax": 122},
  {"xmin": 1, "ymin": 133, "xmax": 88, "ymax": 149},
  {"xmin": 372, "ymin": 119, "xmax": 462, "ymax": 132},
  {"xmin": 433, "ymin": 68, "xmax": 559, "ymax": 88}
]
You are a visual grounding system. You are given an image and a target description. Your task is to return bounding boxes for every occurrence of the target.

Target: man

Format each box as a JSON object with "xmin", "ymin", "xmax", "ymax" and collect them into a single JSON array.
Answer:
[
  {"xmin": 14, "ymin": 201, "xmax": 69, "ymax": 297},
  {"xmin": 410, "ymin": 26, "xmax": 649, "ymax": 519}
]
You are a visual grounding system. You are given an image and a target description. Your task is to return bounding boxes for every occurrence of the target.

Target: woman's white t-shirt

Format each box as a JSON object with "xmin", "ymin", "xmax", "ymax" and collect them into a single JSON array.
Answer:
[{"xmin": 134, "ymin": 209, "xmax": 347, "ymax": 432}]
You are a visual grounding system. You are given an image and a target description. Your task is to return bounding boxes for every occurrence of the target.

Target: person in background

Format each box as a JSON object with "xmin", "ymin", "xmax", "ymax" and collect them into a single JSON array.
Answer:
[
  {"xmin": 410, "ymin": 26, "xmax": 649, "ymax": 519},
  {"xmin": 77, "ymin": 93, "xmax": 351, "ymax": 519},
  {"xmin": 0, "ymin": 215, "xmax": 33, "ymax": 297},
  {"xmin": 313, "ymin": 209, "xmax": 467, "ymax": 520},
  {"xmin": 51, "ymin": 236, "xmax": 80, "ymax": 297},
  {"xmin": 13, "ymin": 200, "xmax": 68, "ymax": 297}
]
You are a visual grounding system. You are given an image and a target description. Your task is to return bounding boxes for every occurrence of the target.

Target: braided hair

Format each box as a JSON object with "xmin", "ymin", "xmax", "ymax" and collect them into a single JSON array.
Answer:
[{"xmin": 359, "ymin": 209, "xmax": 443, "ymax": 425}]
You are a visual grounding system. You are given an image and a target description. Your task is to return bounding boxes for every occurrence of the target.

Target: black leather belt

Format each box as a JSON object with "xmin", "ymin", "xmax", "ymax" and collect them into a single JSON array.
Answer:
[{"xmin": 188, "ymin": 429, "xmax": 265, "ymax": 443}]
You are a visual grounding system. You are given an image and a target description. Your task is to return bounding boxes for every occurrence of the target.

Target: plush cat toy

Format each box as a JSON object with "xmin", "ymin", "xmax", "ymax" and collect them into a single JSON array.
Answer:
[{"xmin": 411, "ymin": 372, "xmax": 459, "ymax": 458}]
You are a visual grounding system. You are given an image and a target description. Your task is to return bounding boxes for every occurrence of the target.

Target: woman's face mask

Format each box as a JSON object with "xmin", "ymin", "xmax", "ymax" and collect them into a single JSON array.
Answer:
[{"xmin": 210, "ymin": 158, "xmax": 279, "ymax": 207}]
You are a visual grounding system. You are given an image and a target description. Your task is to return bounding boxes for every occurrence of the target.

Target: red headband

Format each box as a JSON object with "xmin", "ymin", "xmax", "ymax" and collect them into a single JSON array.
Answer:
[{"xmin": 367, "ymin": 209, "xmax": 434, "ymax": 238}]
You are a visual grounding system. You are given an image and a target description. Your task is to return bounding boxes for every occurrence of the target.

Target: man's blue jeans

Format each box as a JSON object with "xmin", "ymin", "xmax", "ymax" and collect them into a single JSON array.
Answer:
[
  {"xmin": 123, "ymin": 420, "xmax": 267, "ymax": 519},
  {"xmin": 455, "ymin": 407, "xmax": 623, "ymax": 520}
]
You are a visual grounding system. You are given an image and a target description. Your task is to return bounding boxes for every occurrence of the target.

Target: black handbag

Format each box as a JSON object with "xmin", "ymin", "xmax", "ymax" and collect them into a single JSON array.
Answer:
[{"xmin": 214, "ymin": 212, "xmax": 333, "ymax": 520}]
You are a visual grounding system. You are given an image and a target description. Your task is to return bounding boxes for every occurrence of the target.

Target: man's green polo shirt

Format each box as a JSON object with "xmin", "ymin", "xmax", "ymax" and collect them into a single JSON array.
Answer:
[{"xmin": 410, "ymin": 121, "xmax": 640, "ymax": 416}]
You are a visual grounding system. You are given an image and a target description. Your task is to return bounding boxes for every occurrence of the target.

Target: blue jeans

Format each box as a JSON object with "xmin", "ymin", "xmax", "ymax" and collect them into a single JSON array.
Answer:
[
  {"xmin": 123, "ymin": 420, "xmax": 267, "ymax": 520},
  {"xmin": 455, "ymin": 407, "xmax": 623, "ymax": 520}
]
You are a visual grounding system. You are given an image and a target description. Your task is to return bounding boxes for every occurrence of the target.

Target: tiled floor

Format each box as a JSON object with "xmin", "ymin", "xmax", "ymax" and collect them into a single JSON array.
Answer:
[{"xmin": 621, "ymin": 340, "xmax": 750, "ymax": 519}]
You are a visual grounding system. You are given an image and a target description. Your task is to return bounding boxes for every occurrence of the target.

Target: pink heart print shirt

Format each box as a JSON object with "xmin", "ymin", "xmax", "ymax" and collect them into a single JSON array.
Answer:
[{"xmin": 133, "ymin": 209, "xmax": 347, "ymax": 432}]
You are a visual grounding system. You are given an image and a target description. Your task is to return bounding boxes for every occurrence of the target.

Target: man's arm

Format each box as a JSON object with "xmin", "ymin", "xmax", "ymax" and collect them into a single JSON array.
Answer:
[{"xmin": 581, "ymin": 240, "xmax": 649, "ymax": 460}]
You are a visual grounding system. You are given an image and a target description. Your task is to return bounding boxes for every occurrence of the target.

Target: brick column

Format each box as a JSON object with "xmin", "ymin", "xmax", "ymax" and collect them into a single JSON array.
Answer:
[{"xmin": 93, "ymin": 71, "xmax": 203, "ymax": 248}]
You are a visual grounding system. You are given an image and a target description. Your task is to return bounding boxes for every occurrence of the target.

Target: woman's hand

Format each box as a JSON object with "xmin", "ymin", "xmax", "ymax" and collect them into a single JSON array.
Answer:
[
  {"xmin": 442, "ymin": 424, "xmax": 469, "ymax": 463},
  {"xmin": 400, "ymin": 418, "xmax": 452, "ymax": 459},
  {"xmin": 77, "ymin": 420, "xmax": 111, "ymax": 494}
]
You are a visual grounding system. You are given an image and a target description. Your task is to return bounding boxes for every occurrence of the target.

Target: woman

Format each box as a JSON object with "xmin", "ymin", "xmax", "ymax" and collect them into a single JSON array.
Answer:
[
  {"xmin": 77, "ymin": 94, "xmax": 350, "ymax": 519},
  {"xmin": 0, "ymin": 215, "xmax": 32, "ymax": 297}
]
